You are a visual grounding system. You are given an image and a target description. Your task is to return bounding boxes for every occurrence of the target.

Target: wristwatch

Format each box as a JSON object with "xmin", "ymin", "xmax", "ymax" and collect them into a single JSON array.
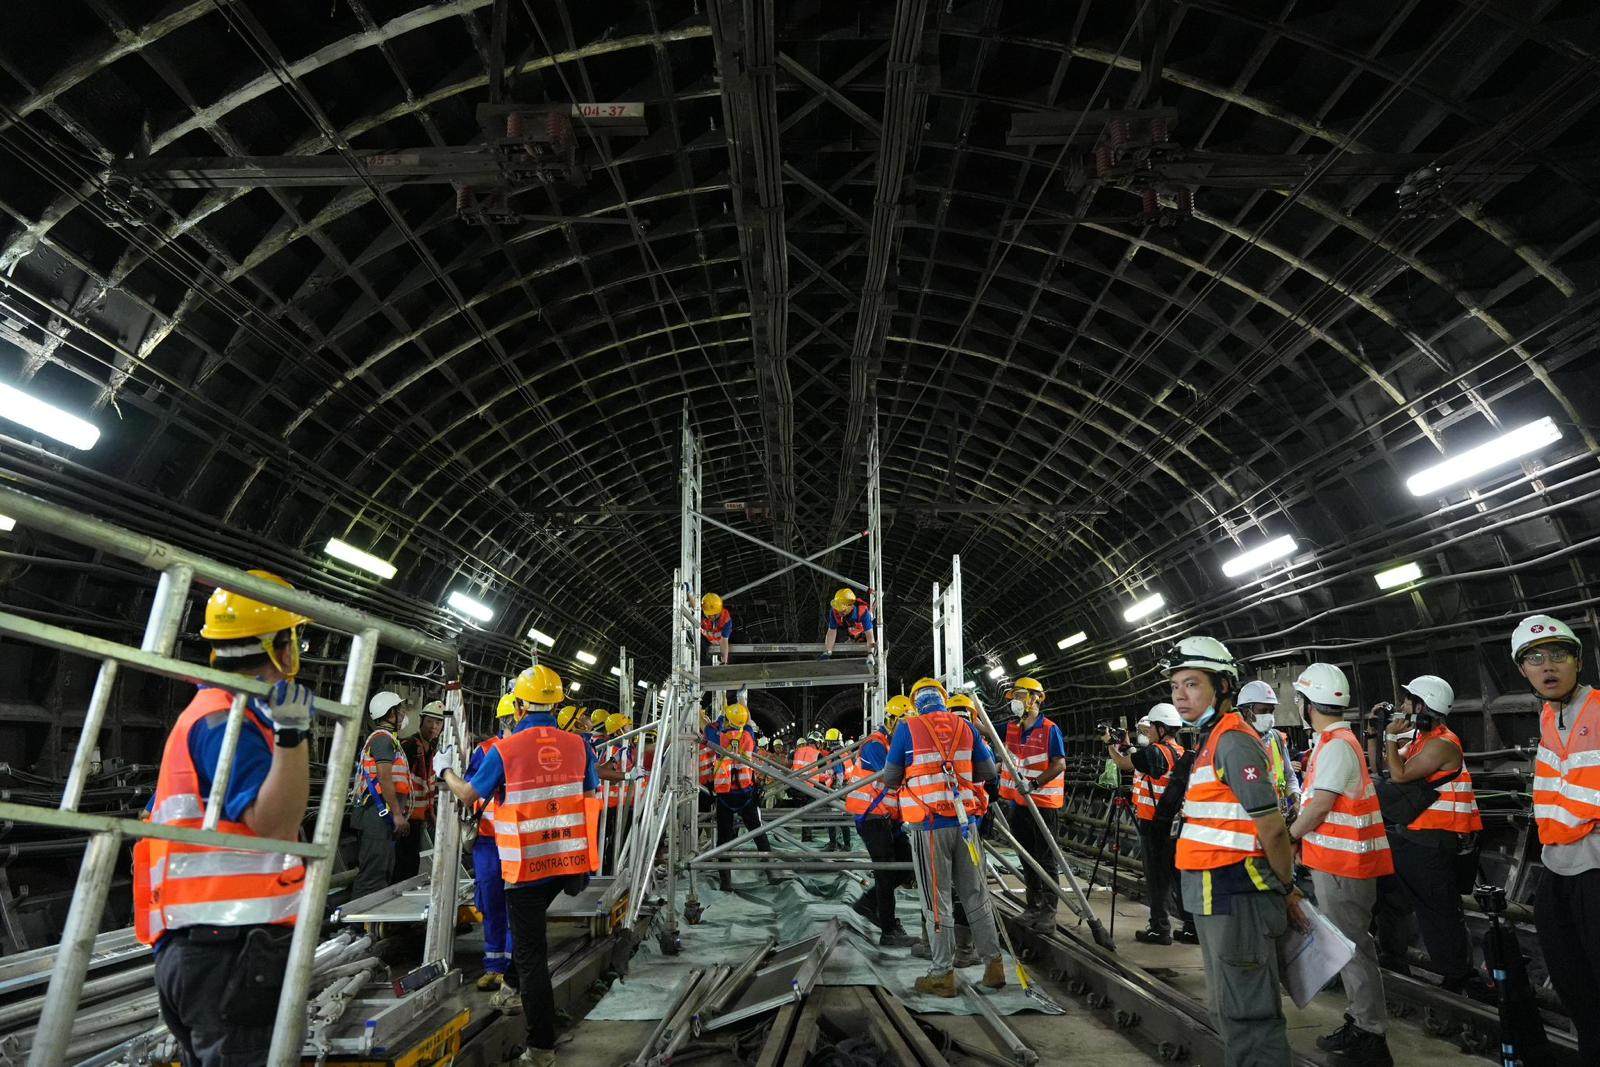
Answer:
[{"xmin": 274, "ymin": 727, "xmax": 307, "ymax": 748}]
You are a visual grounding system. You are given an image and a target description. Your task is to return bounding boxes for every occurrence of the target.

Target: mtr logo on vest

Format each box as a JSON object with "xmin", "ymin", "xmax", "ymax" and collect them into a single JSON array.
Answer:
[{"xmin": 537, "ymin": 744, "xmax": 564, "ymax": 772}]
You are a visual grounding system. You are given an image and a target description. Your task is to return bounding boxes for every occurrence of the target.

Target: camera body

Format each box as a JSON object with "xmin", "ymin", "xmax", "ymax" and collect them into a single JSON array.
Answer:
[{"xmin": 1473, "ymin": 883, "xmax": 1507, "ymax": 916}]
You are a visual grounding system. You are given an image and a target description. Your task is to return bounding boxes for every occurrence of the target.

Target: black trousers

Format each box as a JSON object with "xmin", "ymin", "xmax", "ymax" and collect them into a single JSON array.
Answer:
[
  {"xmin": 829, "ymin": 820, "xmax": 854, "ymax": 850},
  {"xmin": 154, "ymin": 925, "xmax": 291, "ymax": 1067},
  {"xmin": 502, "ymin": 877, "xmax": 572, "ymax": 1052},
  {"xmin": 1009, "ymin": 802, "xmax": 1060, "ymax": 891},
  {"xmin": 1137, "ymin": 818, "xmax": 1187, "ymax": 932},
  {"xmin": 715, "ymin": 790, "xmax": 772, "ymax": 885},
  {"xmin": 1377, "ymin": 834, "xmax": 1473, "ymax": 983},
  {"xmin": 392, "ymin": 816, "xmax": 426, "ymax": 882},
  {"xmin": 859, "ymin": 816, "xmax": 912, "ymax": 932},
  {"xmin": 1535, "ymin": 867, "xmax": 1600, "ymax": 1061}
]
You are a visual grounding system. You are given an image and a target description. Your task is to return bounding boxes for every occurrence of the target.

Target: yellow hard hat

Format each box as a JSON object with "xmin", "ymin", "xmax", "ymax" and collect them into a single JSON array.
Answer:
[
  {"xmin": 1009, "ymin": 676, "xmax": 1045, "ymax": 696},
  {"xmin": 910, "ymin": 677, "xmax": 947, "ymax": 701},
  {"xmin": 830, "ymin": 587, "xmax": 857, "ymax": 612},
  {"xmin": 946, "ymin": 693, "xmax": 976, "ymax": 714},
  {"xmin": 201, "ymin": 571, "xmax": 310, "ymax": 678},
  {"xmin": 557, "ymin": 705, "xmax": 579, "ymax": 729},
  {"xmin": 886, "ymin": 694, "xmax": 914, "ymax": 720},
  {"xmin": 496, "ymin": 693, "xmax": 518, "ymax": 719},
  {"xmin": 603, "ymin": 712, "xmax": 627, "ymax": 735},
  {"xmin": 824, "ymin": 727, "xmax": 842, "ymax": 742},
  {"xmin": 513, "ymin": 665, "xmax": 563, "ymax": 704},
  {"xmin": 702, "ymin": 592, "xmax": 724, "ymax": 617},
  {"xmin": 725, "ymin": 703, "xmax": 750, "ymax": 728}
]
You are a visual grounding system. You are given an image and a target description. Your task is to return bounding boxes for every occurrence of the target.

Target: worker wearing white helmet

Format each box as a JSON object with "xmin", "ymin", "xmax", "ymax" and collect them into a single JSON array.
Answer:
[
  {"xmin": 1372, "ymin": 675, "xmax": 1485, "ymax": 997},
  {"xmin": 1287, "ymin": 663, "xmax": 1393, "ymax": 1063},
  {"xmin": 1164, "ymin": 636, "xmax": 1303, "ymax": 1066},
  {"xmin": 1105, "ymin": 702, "xmax": 1191, "ymax": 944},
  {"xmin": 1237, "ymin": 680, "xmax": 1300, "ymax": 812},
  {"xmin": 1515, "ymin": 614, "xmax": 1600, "ymax": 1058},
  {"xmin": 351, "ymin": 689, "xmax": 415, "ymax": 899},
  {"xmin": 395, "ymin": 699, "xmax": 449, "ymax": 881}
]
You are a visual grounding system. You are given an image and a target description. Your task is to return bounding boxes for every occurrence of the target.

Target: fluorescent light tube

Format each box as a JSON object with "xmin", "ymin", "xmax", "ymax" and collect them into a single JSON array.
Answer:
[
  {"xmin": 638, "ymin": 681, "xmax": 648, "ymax": 690},
  {"xmin": 1374, "ymin": 561, "xmax": 1423, "ymax": 590},
  {"xmin": 987, "ymin": 666, "xmax": 1005, "ymax": 680},
  {"xmin": 1406, "ymin": 416, "xmax": 1562, "ymax": 496},
  {"xmin": 1221, "ymin": 534, "xmax": 1298, "ymax": 577},
  {"xmin": 569, "ymin": 681, "xmax": 581, "ymax": 692},
  {"xmin": 323, "ymin": 538, "xmax": 396, "ymax": 580},
  {"xmin": 1108, "ymin": 656, "xmax": 1129, "ymax": 671},
  {"xmin": 1056, "ymin": 631, "xmax": 1087, "ymax": 650},
  {"xmin": 609, "ymin": 666, "xmax": 621, "ymax": 677},
  {"xmin": 576, "ymin": 650, "xmax": 598, "ymax": 665},
  {"xmin": 1016, "ymin": 652, "xmax": 1038, "ymax": 667},
  {"xmin": 0, "ymin": 381, "xmax": 100, "ymax": 450},
  {"xmin": 446, "ymin": 590, "xmax": 493, "ymax": 622},
  {"xmin": 0, "ymin": 514, "xmax": 15, "ymax": 533},
  {"xmin": 527, "ymin": 627, "xmax": 555, "ymax": 647},
  {"xmin": 1122, "ymin": 593, "xmax": 1165, "ymax": 622}
]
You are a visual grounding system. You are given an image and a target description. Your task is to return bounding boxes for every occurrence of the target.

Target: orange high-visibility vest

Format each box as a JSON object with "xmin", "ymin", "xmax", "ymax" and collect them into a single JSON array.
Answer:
[
  {"xmin": 355, "ymin": 727, "xmax": 412, "ymax": 809},
  {"xmin": 714, "ymin": 727, "xmax": 756, "ymax": 794},
  {"xmin": 792, "ymin": 744, "xmax": 821, "ymax": 785},
  {"xmin": 999, "ymin": 719, "xmax": 1065, "ymax": 809},
  {"xmin": 1131, "ymin": 739, "xmax": 1185, "ymax": 822},
  {"xmin": 1300, "ymin": 726, "xmax": 1393, "ymax": 878},
  {"xmin": 698, "ymin": 741, "xmax": 715, "ymax": 786},
  {"xmin": 602, "ymin": 741, "xmax": 632, "ymax": 810},
  {"xmin": 1533, "ymin": 691, "xmax": 1600, "ymax": 845},
  {"xmin": 405, "ymin": 737, "xmax": 435, "ymax": 820},
  {"xmin": 473, "ymin": 737, "xmax": 500, "ymax": 839},
  {"xmin": 492, "ymin": 726, "xmax": 600, "ymax": 885},
  {"xmin": 898, "ymin": 713, "xmax": 988, "ymax": 826},
  {"xmin": 845, "ymin": 731, "xmax": 899, "ymax": 818},
  {"xmin": 133, "ymin": 688, "xmax": 305, "ymax": 946},
  {"xmin": 1401, "ymin": 725, "xmax": 1483, "ymax": 833},
  {"xmin": 1176, "ymin": 712, "xmax": 1267, "ymax": 870}
]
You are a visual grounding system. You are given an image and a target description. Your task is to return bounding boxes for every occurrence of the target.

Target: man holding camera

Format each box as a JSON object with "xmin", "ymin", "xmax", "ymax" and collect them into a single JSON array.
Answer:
[{"xmin": 1105, "ymin": 704, "xmax": 1192, "ymax": 944}]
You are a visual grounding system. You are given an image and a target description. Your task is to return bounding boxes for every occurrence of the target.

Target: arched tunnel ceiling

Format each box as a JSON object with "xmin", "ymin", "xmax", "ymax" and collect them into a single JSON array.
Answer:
[{"xmin": 0, "ymin": 0, "xmax": 1598, "ymax": 734}]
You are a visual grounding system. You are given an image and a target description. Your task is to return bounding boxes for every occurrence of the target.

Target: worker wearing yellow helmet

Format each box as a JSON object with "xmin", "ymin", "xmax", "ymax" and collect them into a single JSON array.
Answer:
[
  {"xmin": 846, "ymin": 698, "xmax": 917, "ymax": 947},
  {"xmin": 706, "ymin": 701, "xmax": 774, "ymax": 889},
  {"xmin": 819, "ymin": 726, "xmax": 854, "ymax": 852},
  {"xmin": 556, "ymin": 705, "xmax": 581, "ymax": 731},
  {"xmin": 136, "ymin": 572, "xmax": 316, "ymax": 1064},
  {"xmin": 995, "ymin": 678, "xmax": 1067, "ymax": 931},
  {"xmin": 701, "ymin": 592, "xmax": 733, "ymax": 664},
  {"xmin": 819, "ymin": 587, "xmax": 875, "ymax": 660},
  {"xmin": 437, "ymin": 664, "xmax": 602, "ymax": 1049},
  {"xmin": 461, "ymin": 692, "xmax": 519, "ymax": 991}
]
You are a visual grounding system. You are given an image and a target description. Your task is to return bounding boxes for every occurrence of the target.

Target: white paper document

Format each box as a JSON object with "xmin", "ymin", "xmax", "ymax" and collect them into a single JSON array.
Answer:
[{"xmin": 1278, "ymin": 902, "xmax": 1356, "ymax": 1008}]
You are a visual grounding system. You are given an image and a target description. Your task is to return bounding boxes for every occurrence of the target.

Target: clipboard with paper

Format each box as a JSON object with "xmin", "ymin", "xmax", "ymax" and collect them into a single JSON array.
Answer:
[{"xmin": 1277, "ymin": 902, "xmax": 1356, "ymax": 1008}]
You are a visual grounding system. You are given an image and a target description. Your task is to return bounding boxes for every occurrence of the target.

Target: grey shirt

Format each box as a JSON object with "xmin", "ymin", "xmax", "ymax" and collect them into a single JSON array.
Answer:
[
  {"xmin": 1180, "ymin": 716, "xmax": 1291, "ymax": 913},
  {"xmin": 1541, "ymin": 685, "xmax": 1600, "ymax": 876}
]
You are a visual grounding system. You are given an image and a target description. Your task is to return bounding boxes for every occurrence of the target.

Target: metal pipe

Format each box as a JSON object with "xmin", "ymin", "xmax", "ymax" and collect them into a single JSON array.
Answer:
[
  {"xmin": 26, "ymin": 830, "xmax": 121, "ymax": 1066},
  {"xmin": 693, "ymin": 510, "xmax": 867, "ymax": 590},
  {"xmin": 201, "ymin": 691, "xmax": 250, "ymax": 831},
  {"xmin": 721, "ymin": 530, "xmax": 868, "ymax": 600},
  {"xmin": 689, "ymin": 766, "xmax": 885, "ymax": 865}
]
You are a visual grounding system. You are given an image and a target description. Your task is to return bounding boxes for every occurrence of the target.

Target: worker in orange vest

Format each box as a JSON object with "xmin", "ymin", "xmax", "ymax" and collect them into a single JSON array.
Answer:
[
  {"xmin": 1287, "ymin": 663, "xmax": 1394, "ymax": 1065},
  {"xmin": 1517, "ymin": 614, "xmax": 1600, "ymax": 1059},
  {"xmin": 995, "ymin": 677, "xmax": 1065, "ymax": 931},
  {"xmin": 701, "ymin": 592, "xmax": 733, "ymax": 663},
  {"xmin": 464, "ymin": 693, "xmax": 519, "ymax": 996},
  {"xmin": 790, "ymin": 733, "xmax": 823, "ymax": 842},
  {"xmin": 394, "ymin": 700, "xmax": 446, "ymax": 882},
  {"xmin": 1373, "ymin": 674, "xmax": 1485, "ymax": 996},
  {"xmin": 436, "ymin": 665, "xmax": 598, "ymax": 1067},
  {"xmin": 350, "ymin": 690, "xmax": 413, "ymax": 899},
  {"xmin": 707, "ymin": 703, "xmax": 773, "ymax": 889},
  {"xmin": 846, "ymin": 695, "xmax": 914, "ymax": 946},
  {"xmin": 134, "ymin": 571, "xmax": 313, "ymax": 1066},
  {"xmin": 1107, "ymin": 702, "xmax": 1190, "ymax": 944},
  {"xmin": 1167, "ymin": 636, "xmax": 1305, "ymax": 1066}
]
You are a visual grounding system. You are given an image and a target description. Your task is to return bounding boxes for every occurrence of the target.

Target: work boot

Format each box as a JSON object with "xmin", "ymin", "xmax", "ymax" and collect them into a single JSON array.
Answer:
[
  {"xmin": 491, "ymin": 986, "xmax": 522, "ymax": 1012},
  {"xmin": 1316, "ymin": 1016, "xmax": 1357, "ymax": 1052},
  {"xmin": 913, "ymin": 971, "xmax": 957, "ymax": 998},
  {"xmin": 981, "ymin": 955, "xmax": 1006, "ymax": 990},
  {"xmin": 909, "ymin": 937, "xmax": 932, "ymax": 960},
  {"xmin": 1134, "ymin": 927, "xmax": 1173, "ymax": 945},
  {"xmin": 1173, "ymin": 923, "xmax": 1199, "ymax": 944},
  {"xmin": 880, "ymin": 927, "xmax": 917, "ymax": 949},
  {"xmin": 1327, "ymin": 1028, "xmax": 1393, "ymax": 1066},
  {"xmin": 476, "ymin": 972, "xmax": 503, "ymax": 991},
  {"xmin": 514, "ymin": 1049, "xmax": 557, "ymax": 1067}
]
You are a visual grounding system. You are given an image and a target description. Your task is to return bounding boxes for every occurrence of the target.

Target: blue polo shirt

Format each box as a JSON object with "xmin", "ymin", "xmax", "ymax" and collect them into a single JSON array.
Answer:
[
  {"xmin": 705, "ymin": 721, "xmax": 758, "ymax": 797},
  {"xmin": 858, "ymin": 735, "xmax": 889, "ymax": 771},
  {"xmin": 467, "ymin": 714, "xmax": 599, "ymax": 799},
  {"xmin": 190, "ymin": 688, "xmax": 275, "ymax": 823},
  {"xmin": 887, "ymin": 718, "xmax": 994, "ymax": 830},
  {"xmin": 824, "ymin": 604, "xmax": 875, "ymax": 634},
  {"xmin": 1014, "ymin": 717, "xmax": 1066, "ymax": 760}
]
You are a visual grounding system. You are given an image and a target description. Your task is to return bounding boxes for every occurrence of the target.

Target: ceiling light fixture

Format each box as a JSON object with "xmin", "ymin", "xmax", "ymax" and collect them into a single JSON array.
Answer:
[
  {"xmin": 1016, "ymin": 652, "xmax": 1038, "ymax": 667},
  {"xmin": 0, "ymin": 514, "xmax": 15, "ymax": 533},
  {"xmin": 323, "ymin": 538, "xmax": 396, "ymax": 580},
  {"xmin": 445, "ymin": 591, "xmax": 493, "ymax": 623},
  {"xmin": 1405, "ymin": 416, "xmax": 1562, "ymax": 496},
  {"xmin": 1122, "ymin": 593, "xmax": 1165, "ymax": 623},
  {"xmin": 569, "ymin": 681, "xmax": 581, "ymax": 693},
  {"xmin": 987, "ymin": 666, "xmax": 1005, "ymax": 680},
  {"xmin": 1056, "ymin": 631, "xmax": 1087, "ymax": 650},
  {"xmin": 0, "ymin": 381, "xmax": 100, "ymax": 450},
  {"xmin": 1221, "ymin": 535, "xmax": 1299, "ymax": 578},
  {"xmin": 1108, "ymin": 656, "xmax": 1129, "ymax": 671},
  {"xmin": 1374, "ymin": 561, "xmax": 1423, "ymax": 590},
  {"xmin": 575, "ymin": 650, "xmax": 598, "ymax": 665},
  {"xmin": 608, "ymin": 666, "xmax": 621, "ymax": 677},
  {"xmin": 527, "ymin": 627, "xmax": 555, "ymax": 647}
]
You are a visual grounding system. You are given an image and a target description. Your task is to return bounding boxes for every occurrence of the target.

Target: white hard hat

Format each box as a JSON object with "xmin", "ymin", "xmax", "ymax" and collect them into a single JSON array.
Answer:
[
  {"xmin": 419, "ymin": 699, "xmax": 447, "ymax": 720},
  {"xmin": 369, "ymin": 691, "xmax": 403, "ymax": 721},
  {"xmin": 1401, "ymin": 675, "xmax": 1454, "ymax": 716},
  {"xmin": 1146, "ymin": 703, "xmax": 1184, "ymax": 728},
  {"xmin": 1293, "ymin": 663, "xmax": 1351, "ymax": 709},
  {"xmin": 1236, "ymin": 680, "xmax": 1278, "ymax": 706},
  {"xmin": 1511, "ymin": 614, "xmax": 1582, "ymax": 663},
  {"xmin": 1160, "ymin": 636, "xmax": 1240, "ymax": 680}
]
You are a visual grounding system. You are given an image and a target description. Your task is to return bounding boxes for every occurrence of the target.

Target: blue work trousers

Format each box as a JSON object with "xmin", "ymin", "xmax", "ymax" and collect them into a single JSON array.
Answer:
[{"xmin": 472, "ymin": 835, "xmax": 512, "ymax": 974}]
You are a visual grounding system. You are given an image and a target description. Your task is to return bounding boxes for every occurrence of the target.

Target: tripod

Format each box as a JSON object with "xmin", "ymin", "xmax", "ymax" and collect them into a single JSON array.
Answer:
[{"xmin": 1087, "ymin": 790, "xmax": 1133, "ymax": 937}]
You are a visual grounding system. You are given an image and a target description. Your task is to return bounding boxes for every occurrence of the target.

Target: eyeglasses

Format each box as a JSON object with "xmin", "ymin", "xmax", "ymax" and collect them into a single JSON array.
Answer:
[{"xmin": 1520, "ymin": 647, "xmax": 1576, "ymax": 667}]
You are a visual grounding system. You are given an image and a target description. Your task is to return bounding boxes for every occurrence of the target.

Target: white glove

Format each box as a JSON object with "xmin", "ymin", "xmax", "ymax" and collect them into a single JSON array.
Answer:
[
  {"xmin": 433, "ymin": 745, "xmax": 458, "ymax": 778},
  {"xmin": 266, "ymin": 681, "xmax": 314, "ymax": 731},
  {"xmin": 1015, "ymin": 777, "xmax": 1033, "ymax": 797}
]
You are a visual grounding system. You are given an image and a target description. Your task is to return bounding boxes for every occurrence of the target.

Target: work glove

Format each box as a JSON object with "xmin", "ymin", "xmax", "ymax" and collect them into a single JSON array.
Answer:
[
  {"xmin": 266, "ymin": 680, "xmax": 315, "ymax": 731},
  {"xmin": 433, "ymin": 745, "xmax": 458, "ymax": 778},
  {"xmin": 1015, "ymin": 777, "xmax": 1033, "ymax": 797}
]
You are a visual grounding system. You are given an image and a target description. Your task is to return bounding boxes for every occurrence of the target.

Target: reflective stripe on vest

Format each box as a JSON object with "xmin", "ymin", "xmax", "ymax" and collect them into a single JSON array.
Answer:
[
  {"xmin": 1533, "ymin": 691, "xmax": 1600, "ymax": 846},
  {"xmin": 1400, "ymin": 725, "xmax": 1484, "ymax": 833},
  {"xmin": 355, "ymin": 728, "xmax": 412, "ymax": 804},
  {"xmin": 1176, "ymin": 713, "xmax": 1267, "ymax": 870},
  {"xmin": 133, "ymin": 688, "xmax": 305, "ymax": 946},
  {"xmin": 1300, "ymin": 727, "xmax": 1393, "ymax": 878},
  {"xmin": 698, "ymin": 743, "xmax": 715, "ymax": 785},
  {"xmin": 405, "ymin": 738, "xmax": 435, "ymax": 819},
  {"xmin": 899, "ymin": 714, "xmax": 988, "ymax": 825},
  {"xmin": 792, "ymin": 744, "xmax": 831, "ymax": 788},
  {"xmin": 998, "ymin": 720, "xmax": 1065, "ymax": 808},
  {"xmin": 714, "ymin": 728, "xmax": 756, "ymax": 793},
  {"xmin": 845, "ymin": 732, "xmax": 899, "ymax": 818},
  {"xmin": 1131, "ymin": 739, "xmax": 1185, "ymax": 822},
  {"xmin": 474, "ymin": 737, "xmax": 500, "ymax": 838},
  {"xmin": 493, "ymin": 727, "xmax": 599, "ymax": 884}
]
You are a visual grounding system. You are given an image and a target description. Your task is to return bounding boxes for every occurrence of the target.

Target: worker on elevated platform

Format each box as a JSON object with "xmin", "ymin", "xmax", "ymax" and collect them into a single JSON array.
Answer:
[
  {"xmin": 848, "ymin": 695, "xmax": 916, "ymax": 947},
  {"xmin": 395, "ymin": 700, "xmax": 445, "ymax": 882},
  {"xmin": 350, "ymin": 689, "xmax": 413, "ymax": 900},
  {"xmin": 822, "ymin": 727, "xmax": 853, "ymax": 852},
  {"xmin": 884, "ymin": 677, "xmax": 1007, "ymax": 997},
  {"xmin": 1518, "ymin": 614, "xmax": 1600, "ymax": 1060},
  {"xmin": 465, "ymin": 693, "xmax": 518, "ymax": 996},
  {"xmin": 1167, "ymin": 636, "xmax": 1305, "ymax": 1067},
  {"xmin": 134, "ymin": 571, "xmax": 313, "ymax": 1067},
  {"xmin": 1373, "ymin": 674, "xmax": 1486, "ymax": 997},
  {"xmin": 436, "ymin": 665, "xmax": 599, "ymax": 1067},
  {"xmin": 996, "ymin": 677, "xmax": 1066, "ymax": 932},
  {"xmin": 1238, "ymin": 680, "xmax": 1299, "ymax": 818},
  {"xmin": 1288, "ymin": 663, "xmax": 1394, "ymax": 1066},
  {"xmin": 707, "ymin": 703, "xmax": 773, "ymax": 890},
  {"xmin": 701, "ymin": 592, "xmax": 733, "ymax": 664},
  {"xmin": 819, "ymin": 588, "xmax": 875, "ymax": 660},
  {"xmin": 1107, "ymin": 702, "xmax": 1190, "ymax": 944}
]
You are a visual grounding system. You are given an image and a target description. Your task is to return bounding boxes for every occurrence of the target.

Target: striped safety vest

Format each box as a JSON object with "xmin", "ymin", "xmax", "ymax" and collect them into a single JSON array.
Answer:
[
  {"xmin": 1533, "ymin": 691, "xmax": 1600, "ymax": 846},
  {"xmin": 1131, "ymin": 739, "xmax": 1185, "ymax": 822},
  {"xmin": 492, "ymin": 726, "xmax": 600, "ymax": 884},
  {"xmin": 999, "ymin": 719, "xmax": 1065, "ymax": 808},
  {"xmin": 1400, "ymin": 725, "xmax": 1483, "ymax": 833},
  {"xmin": 714, "ymin": 726, "xmax": 756, "ymax": 794},
  {"xmin": 1300, "ymin": 726, "xmax": 1393, "ymax": 878},
  {"xmin": 845, "ymin": 731, "xmax": 899, "ymax": 819},
  {"xmin": 1176, "ymin": 712, "xmax": 1267, "ymax": 870},
  {"xmin": 698, "ymin": 734, "xmax": 716, "ymax": 786},
  {"xmin": 792, "ymin": 744, "xmax": 825, "ymax": 787},
  {"xmin": 898, "ymin": 713, "xmax": 988, "ymax": 826},
  {"xmin": 602, "ymin": 740, "xmax": 631, "ymax": 810},
  {"xmin": 133, "ymin": 688, "xmax": 304, "ymax": 946},
  {"xmin": 1262, "ymin": 729, "xmax": 1294, "ymax": 799},
  {"xmin": 354, "ymin": 727, "xmax": 412, "ymax": 810},
  {"xmin": 472, "ymin": 736, "xmax": 500, "ymax": 839},
  {"xmin": 404, "ymin": 737, "xmax": 435, "ymax": 821}
]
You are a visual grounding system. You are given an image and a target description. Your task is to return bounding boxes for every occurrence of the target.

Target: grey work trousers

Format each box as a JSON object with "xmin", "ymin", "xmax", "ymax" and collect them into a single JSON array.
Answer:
[
  {"xmin": 909, "ymin": 823, "xmax": 1001, "ymax": 973},
  {"xmin": 1194, "ymin": 892, "xmax": 1291, "ymax": 1067},
  {"xmin": 351, "ymin": 800, "xmax": 397, "ymax": 900},
  {"xmin": 1310, "ymin": 868, "xmax": 1387, "ymax": 1035}
]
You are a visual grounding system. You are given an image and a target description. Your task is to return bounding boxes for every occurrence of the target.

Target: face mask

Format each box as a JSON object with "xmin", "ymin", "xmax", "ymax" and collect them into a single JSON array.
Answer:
[
  {"xmin": 1009, "ymin": 698, "xmax": 1026, "ymax": 716},
  {"xmin": 1194, "ymin": 706, "xmax": 1217, "ymax": 729},
  {"xmin": 1135, "ymin": 732, "xmax": 1150, "ymax": 747},
  {"xmin": 1253, "ymin": 713, "xmax": 1275, "ymax": 734}
]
